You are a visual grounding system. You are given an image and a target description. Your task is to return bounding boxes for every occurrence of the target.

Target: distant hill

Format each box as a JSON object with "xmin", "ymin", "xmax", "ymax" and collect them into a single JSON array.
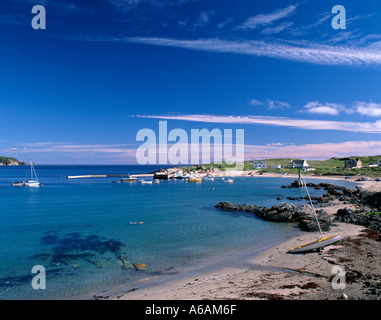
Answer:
[{"xmin": 0, "ymin": 156, "xmax": 27, "ymax": 166}]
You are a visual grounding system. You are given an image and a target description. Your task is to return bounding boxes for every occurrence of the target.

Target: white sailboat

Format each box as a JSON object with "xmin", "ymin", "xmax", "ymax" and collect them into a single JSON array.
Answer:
[
  {"xmin": 24, "ymin": 161, "xmax": 40, "ymax": 187},
  {"xmin": 288, "ymin": 170, "xmax": 341, "ymax": 253}
]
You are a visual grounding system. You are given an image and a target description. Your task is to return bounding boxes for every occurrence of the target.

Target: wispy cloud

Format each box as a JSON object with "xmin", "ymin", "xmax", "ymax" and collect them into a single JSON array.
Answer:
[
  {"xmin": 237, "ymin": 4, "xmax": 298, "ymax": 30},
  {"xmin": 249, "ymin": 99, "xmax": 264, "ymax": 106},
  {"xmin": 302, "ymin": 101, "xmax": 347, "ymax": 116},
  {"xmin": 267, "ymin": 99, "xmax": 290, "ymax": 109},
  {"xmin": 261, "ymin": 21, "xmax": 294, "ymax": 35},
  {"xmin": 0, "ymin": 142, "xmax": 137, "ymax": 160},
  {"xmin": 245, "ymin": 140, "xmax": 381, "ymax": 160},
  {"xmin": 249, "ymin": 99, "xmax": 290, "ymax": 109},
  {"xmin": 117, "ymin": 36, "xmax": 381, "ymax": 66},
  {"xmin": 301, "ymin": 100, "xmax": 381, "ymax": 117},
  {"xmin": 194, "ymin": 11, "xmax": 215, "ymax": 28},
  {"xmin": 135, "ymin": 114, "xmax": 381, "ymax": 133}
]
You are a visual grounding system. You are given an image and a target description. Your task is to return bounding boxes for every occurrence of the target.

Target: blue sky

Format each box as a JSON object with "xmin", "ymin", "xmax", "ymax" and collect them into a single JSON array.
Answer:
[{"xmin": 1, "ymin": 0, "xmax": 381, "ymax": 164}]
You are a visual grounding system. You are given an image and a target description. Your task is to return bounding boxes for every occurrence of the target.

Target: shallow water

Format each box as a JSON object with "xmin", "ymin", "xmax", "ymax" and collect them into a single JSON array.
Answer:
[{"xmin": 0, "ymin": 166, "xmax": 356, "ymax": 299}]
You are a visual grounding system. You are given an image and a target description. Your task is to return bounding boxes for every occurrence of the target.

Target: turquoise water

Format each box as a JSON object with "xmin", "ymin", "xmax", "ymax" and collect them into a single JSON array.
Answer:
[{"xmin": 0, "ymin": 166, "xmax": 356, "ymax": 299}]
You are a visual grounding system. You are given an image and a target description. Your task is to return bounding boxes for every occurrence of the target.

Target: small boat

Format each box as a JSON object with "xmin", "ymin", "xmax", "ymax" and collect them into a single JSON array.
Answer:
[
  {"xmin": 289, "ymin": 169, "xmax": 342, "ymax": 254},
  {"xmin": 12, "ymin": 161, "xmax": 40, "ymax": 187},
  {"xmin": 121, "ymin": 177, "xmax": 137, "ymax": 182},
  {"xmin": 141, "ymin": 179, "xmax": 153, "ymax": 184},
  {"xmin": 22, "ymin": 161, "xmax": 41, "ymax": 187},
  {"xmin": 11, "ymin": 181, "xmax": 25, "ymax": 187},
  {"xmin": 288, "ymin": 234, "xmax": 342, "ymax": 254},
  {"xmin": 153, "ymin": 179, "xmax": 160, "ymax": 183},
  {"xmin": 188, "ymin": 178, "xmax": 202, "ymax": 182},
  {"xmin": 223, "ymin": 179, "xmax": 234, "ymax": 183}
]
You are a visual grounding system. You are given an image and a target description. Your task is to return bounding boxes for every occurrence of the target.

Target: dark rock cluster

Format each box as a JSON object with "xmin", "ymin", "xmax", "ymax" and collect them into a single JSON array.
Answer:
[
  {"xmin": 215, "ymin": 201, "xmax": 332, "ymax": 232},
  {"xmin": 335, "ymin": 208, "xmax": 381, "ymax": 234},
  {"xmin": 216, "ymin": 181, "xmax": 381, "ymax": 234}
]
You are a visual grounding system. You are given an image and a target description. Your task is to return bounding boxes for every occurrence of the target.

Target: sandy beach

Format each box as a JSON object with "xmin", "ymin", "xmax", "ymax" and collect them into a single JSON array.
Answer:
[{"xmin": 99, "ymin": 172, "xmax": 381, "ymax": 300}]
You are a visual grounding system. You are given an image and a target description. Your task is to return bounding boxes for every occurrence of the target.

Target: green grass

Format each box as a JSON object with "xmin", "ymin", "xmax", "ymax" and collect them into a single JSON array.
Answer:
[
  {"xmin": 365, "ymin": 211, "xmax": 381, "ymax": 216},
  {"xmin": 189, "ymin": 155, "xmax": 381, "ymax": 177}
]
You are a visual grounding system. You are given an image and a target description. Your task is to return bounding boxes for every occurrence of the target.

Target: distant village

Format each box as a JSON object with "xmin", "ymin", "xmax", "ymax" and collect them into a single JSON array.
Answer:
[{"xmin": 253, "ymin": 158, "xmax": 380, "ymax": 170}]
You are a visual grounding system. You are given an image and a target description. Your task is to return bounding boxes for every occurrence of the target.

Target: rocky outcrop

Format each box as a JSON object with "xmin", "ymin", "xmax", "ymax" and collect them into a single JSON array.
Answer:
[
  {"xmin": 0, "ymin": 156, "xmax": 27, "ymax": 166},
  {"xmin": 283, "ymin": 181, "xmax": 381, "ymax": 209},
  {"xmin": 216, "ymin": 181, "xmax": 381, "ymax": 235},
  {"xmin": 335, "ymin": 208, "xmax": 381, "ymax": 234},
  {"xmin": 215, "ymin": 201, "xmax": 332, "ymax": 232}
]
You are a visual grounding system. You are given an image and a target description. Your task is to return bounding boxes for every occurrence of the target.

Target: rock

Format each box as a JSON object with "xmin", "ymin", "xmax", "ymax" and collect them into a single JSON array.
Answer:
[
  {"xmin": 216, "ymin": 201, "xmax": 332, "ymax": 232},
  {"xmin": 336, "ymin": 208, "xmax": 354, "ymax": 216},
  {"xmin": 335, "ymin": 209, "xmax": 381, "ymax": 234},
  {"xmin": 340, "ymin": 293, "xmax": 348, "ymax": 300},
  {"xmin": 290, "ymin": 180, "xmax": 304, "ymax": 188},
  {"xmin": 119, "ymin": 255, "xmax": 134, "ymax": 269},
  {"xmin": 134, "ymin": 263, "xmax": 147, "ymax": 271}
]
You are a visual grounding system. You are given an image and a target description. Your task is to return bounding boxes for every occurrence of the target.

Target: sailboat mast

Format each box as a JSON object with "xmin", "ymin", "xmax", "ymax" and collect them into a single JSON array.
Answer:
[
  {"xmin": 300, "ymin": 172, "xmax": 324, "ymax": 238},
  {"xmin": 30, "ymin": 161, "xmax": 38, "ymax": 181}
]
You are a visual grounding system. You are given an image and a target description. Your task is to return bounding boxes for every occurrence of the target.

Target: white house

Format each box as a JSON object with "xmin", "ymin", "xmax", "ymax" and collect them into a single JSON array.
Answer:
[
  {"xmin": 290, "ymin": 160, "xmax": 309, "ymax": 168},
  {"xmin": 302, "ymin": 166, "xmax": 316, "ymax": 172},
  {"xmin": 253, "ymin": 160, "xmax": 267, "ymax": 169}
]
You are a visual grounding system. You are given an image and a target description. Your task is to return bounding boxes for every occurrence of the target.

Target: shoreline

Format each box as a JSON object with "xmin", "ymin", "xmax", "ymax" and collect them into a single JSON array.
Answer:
[{"xmin": 92, "ymin": 172, "xmax": 381, "ymax": 300}]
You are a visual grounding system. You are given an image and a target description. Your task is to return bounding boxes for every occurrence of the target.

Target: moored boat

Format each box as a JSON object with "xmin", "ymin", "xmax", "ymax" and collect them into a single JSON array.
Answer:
[
  {"xmin": 288, "ymin": 234, "xmax": 342, "ymax": 253},
  {"xmin": 288, "ymin": 170, "xmax": 342, "ymax": 254},
  {"xmin": 11, "ymin": 181, "xmax": 25, "ymax": 187},
  {"xmin": 121, "ymin": 177, "xmax": 137, "ymax": 182},
  {"xmin": 12, "ymin": 161, "xmax": 40, "ymax": 187}
]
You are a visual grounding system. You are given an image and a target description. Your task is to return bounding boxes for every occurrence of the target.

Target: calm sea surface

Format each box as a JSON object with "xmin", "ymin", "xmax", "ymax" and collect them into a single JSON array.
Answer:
[{"xmin": 0, "ymin": 165, "xmax": 356, "ymax": 299}]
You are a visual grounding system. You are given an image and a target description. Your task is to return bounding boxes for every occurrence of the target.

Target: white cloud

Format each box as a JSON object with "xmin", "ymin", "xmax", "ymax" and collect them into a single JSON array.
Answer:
[
  {"xmin": 135, "ymin": 113, "xmax": 381, "ymax": 133},
  {"xmin": 194, "ymin": 11, "xmax": 215, "ymax": 28},
  {"xmin": 355, "ymin": 101, "xmax": 381, "ymax": 117},
  {"xmin": 303, "ymin": 101, "xmax": 346, "ymax": 116},
  {"xmin": 121, "ymin": 37, "xmax": 381, "ymax": 66},
  {"xmin": 249, "ymin": 99, "xmax": 263, "ymax": 106},
  {"xmin": 245, "ymin": 140, "xmax": 381, "ymax": 160},
  {"xmin": 238, "ymin": 4, "xmax": 298, "ymax": 30},
  {"xmin": 267, "ymin": 99, "xmax": 290, "ymax": 109},
  {"xmin": 261, "ymin": 21, "xmax": 294, "ymax": 35},
  {"xmin": 302, "ymin": 100, "xmax": 381, "ymax": 117}
]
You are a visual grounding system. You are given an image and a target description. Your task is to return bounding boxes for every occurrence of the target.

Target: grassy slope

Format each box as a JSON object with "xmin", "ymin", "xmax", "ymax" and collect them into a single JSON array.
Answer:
[
  {"xmin": 183, "ymin": 155, "xmax": 381, "ymax": 177},
  {"xmin": 259, "ymin": 155, "xmax": 381, "ymax": 177}
]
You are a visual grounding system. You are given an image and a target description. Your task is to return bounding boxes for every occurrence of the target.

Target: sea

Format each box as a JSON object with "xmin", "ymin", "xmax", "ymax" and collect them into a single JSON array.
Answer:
[{"xmin": 0, "ymin": 165, "xmax": 357, "ymax": 300}]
